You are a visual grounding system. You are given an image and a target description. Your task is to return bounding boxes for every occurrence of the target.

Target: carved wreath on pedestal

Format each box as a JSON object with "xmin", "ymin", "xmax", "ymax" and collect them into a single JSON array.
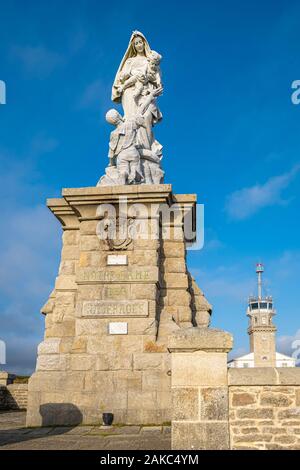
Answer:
[{"xmin": 100, "ymin": 215, "xmax": 136, "ymax": 251}]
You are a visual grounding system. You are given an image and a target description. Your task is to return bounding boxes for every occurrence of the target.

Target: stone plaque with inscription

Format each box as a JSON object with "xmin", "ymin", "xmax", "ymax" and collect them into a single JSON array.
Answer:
[
  {"xmin": 108, "ymin": 322, "xmax": 128, "ymax": 335},
  {"xmin": 107, "ymin": 254, "xmax": 128, "ymax": 266},
  {"xmin": 82, "ymin": 300, "xmax": 148, "ymax": 317},
  {"xmin": 76, "ymin": 267, "xmax": 158, "ymax": 284}
]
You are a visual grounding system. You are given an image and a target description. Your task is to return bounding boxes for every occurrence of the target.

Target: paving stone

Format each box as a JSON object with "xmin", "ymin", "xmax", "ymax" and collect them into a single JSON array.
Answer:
[
  {"xmin": 0, "ymin": 411, "xmax": 170, "ymax": 450},
  {"xmin": 140, "ymin": 425, "xmax": 162, "ymax": 434}
]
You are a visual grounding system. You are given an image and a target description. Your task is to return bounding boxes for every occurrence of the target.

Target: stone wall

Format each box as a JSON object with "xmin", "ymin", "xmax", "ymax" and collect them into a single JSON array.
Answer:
[
  {"xmin": 168, "ymin": 333, "xmax": 300, "ymax": 450},
  {"xmin": 229, "ymin": 368, "xmax": 300, "ymax": 450},
  {"xmin": 168, "ymin": 328, "xmax": 233, "ymax": 450},
  {"xmin": 0, "ymin": 384, "xmax": 28, "ymax": 410}
]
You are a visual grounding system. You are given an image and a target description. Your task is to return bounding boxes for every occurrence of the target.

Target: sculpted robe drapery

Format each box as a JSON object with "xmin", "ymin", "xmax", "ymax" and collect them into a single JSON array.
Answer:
[{"xmin": 111, "ymin": 31, "xmax": 162, "ymax": 119}]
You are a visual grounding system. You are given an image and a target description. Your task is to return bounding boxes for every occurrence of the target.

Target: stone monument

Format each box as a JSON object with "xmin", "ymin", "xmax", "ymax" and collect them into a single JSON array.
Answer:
[{"xmin": 26, "ymin": 31, "xmax": 212, "ymax": 426}]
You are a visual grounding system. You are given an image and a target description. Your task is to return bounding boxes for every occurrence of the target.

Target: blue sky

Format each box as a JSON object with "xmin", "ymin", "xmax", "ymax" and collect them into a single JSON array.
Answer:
[{"xmin": 0, "ymin": 0, "xmax": 300, "ymax": 374}]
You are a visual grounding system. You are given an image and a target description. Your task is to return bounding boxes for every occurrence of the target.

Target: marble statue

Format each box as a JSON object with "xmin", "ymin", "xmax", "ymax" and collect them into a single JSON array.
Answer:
[{"xmin": 98, "ymin": 31, "xmax": 164, "ymax": 186}]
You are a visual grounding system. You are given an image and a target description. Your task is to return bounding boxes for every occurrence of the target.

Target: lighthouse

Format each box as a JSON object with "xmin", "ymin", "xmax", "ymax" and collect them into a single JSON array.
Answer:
[
  {"xmin": 228, "ymin": 263, "xmax": 296, "ymax": 368},
  {"xmin": 247, "ymin": 263, "xmax": 276, "ymax": 367}
]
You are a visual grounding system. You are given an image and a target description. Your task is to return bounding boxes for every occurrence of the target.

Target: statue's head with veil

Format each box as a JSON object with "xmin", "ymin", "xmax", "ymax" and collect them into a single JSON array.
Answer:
[{"xmin": 112, "ymin": 31, "xmax": 162, "ymax": 119}]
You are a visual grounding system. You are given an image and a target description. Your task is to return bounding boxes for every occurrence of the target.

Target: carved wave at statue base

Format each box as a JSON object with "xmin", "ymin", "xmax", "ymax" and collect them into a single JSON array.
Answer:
[{"xmin": 97, "ymin": 159, "xmax": 165, "ymax": 186}]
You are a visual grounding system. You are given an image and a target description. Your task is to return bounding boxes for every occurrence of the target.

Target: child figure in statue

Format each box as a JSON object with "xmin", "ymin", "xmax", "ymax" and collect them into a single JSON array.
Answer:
[
  {"xmin": 117, "ymin": 50, "xmax": 162, "ymax": 103},
  {"xmin": 105, "ymin": 109, "xmax": 144, "ymax": 185}
]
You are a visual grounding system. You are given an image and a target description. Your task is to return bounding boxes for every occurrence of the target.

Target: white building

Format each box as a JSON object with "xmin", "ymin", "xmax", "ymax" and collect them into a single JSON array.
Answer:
[{"xmin": 228, "ymin": 351, "xmax": 296, "ymax": 368}]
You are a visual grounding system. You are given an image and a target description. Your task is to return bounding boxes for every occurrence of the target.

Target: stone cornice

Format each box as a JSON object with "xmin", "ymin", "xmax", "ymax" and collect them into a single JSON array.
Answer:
[
  {"xmin": 168, "ymin": 327, "xmax": 233, "ymax": 353},
  {"xmin": 248, "ymin": 326, "xmax": 277, "ymax": 334},
  {"xmin": 47, "ymin": 198, "xmax": 79, "ymax": 230},
  {"xmin": 46, "ymin": 185, "xmax": 198, "ymax": 241}
]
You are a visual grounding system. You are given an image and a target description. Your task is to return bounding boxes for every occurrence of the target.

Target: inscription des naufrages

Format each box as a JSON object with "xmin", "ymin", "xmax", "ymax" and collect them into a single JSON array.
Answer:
[
  {"xmin": 82, "ymin": 300, "xmax": 148, "ymax": 317},
  {"xmin": 78, "ymin": 269, "xmax": 151, "ymax": 282}
]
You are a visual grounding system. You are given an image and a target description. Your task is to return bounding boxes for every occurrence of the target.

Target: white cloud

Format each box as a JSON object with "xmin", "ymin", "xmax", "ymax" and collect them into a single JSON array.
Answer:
[
  {"xmin": 29, "ymin": 133, "xmax": 59, "ymax": 156},
  {"xmin": 0, "ymin": 204, "xmax": 60, "ymax": 375},
  {"xmin": 270, "ymin": 250, "xmax": 300, "ymax": 281},
  {"xmin": 0, "ymin": 133, "xmax": 59, "ymax": 205},
  {"xmin": 203, "ymin": 228, "xmax": 224, "ymax": 251},
  {"xmin": 0, "ymin": 136, "xmax": 60, "ymax": 375},
  {"xmin": 228, "ymin": 347, "xmax": 248, "ymax": 362},
  {"xmin": 225, "ymin": 164, "xmax": 300, "ymax": 220},
  {"xmin": 205, "ymin": 238, "xmax": 224, "ymax": 250},
  {"xmin": 0, "ymin": 205, "xmax": 60, "ymax": 296},
  {"xmin": 11, "ymin": 44, "xmax": 64, "ymax": 77},
  {"xmin": 191, "ymin": 265, "xmax": 253, "ymax": 302},
  {"xmin": 277, "ymin": 329, "xmax": 300, "ymax": 365},
  {"xmin": 67, "ymin": 26, "xmax": 89, "ymax": 55},
  {"xmin": 77, "ymin": 79, "xmax": 111, "ymax": 112},
  {"xmin": 1, "ymin": 335, "xmax": 41, "ymax": 376}
]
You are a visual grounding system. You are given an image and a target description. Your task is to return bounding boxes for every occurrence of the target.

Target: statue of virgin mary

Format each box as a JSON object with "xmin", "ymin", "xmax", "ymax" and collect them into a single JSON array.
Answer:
[
  {"xmin": 112, "ymin": 31, "xmax": 162, "ymax": 119},
  {"xmin": 97, "ymin": 31, "xmax": 164, "ymax": 186}
]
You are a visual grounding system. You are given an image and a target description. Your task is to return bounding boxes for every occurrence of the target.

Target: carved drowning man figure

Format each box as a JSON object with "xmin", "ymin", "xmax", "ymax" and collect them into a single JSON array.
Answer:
[
  {"xmin": 105, "ymin": 109, "xmax": 143, "ymax": 185},
  {"xmin": 104, "ymin": 86, "xmax": 163, "ymax": 185}
]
